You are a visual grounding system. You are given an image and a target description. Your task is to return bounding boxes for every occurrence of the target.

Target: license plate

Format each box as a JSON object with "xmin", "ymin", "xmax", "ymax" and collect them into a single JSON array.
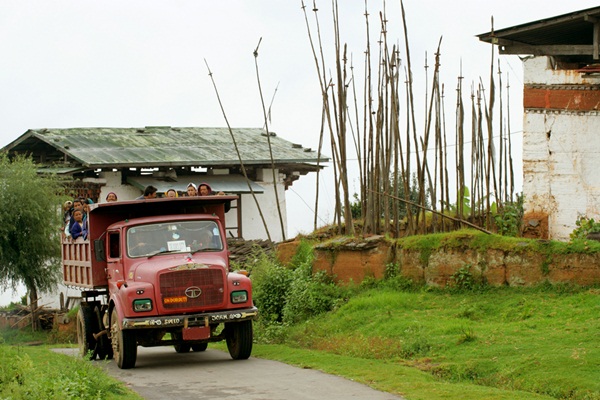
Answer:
[{"xmin": 182, "ymin": 326, "xmax": 210, "ymax": 340}]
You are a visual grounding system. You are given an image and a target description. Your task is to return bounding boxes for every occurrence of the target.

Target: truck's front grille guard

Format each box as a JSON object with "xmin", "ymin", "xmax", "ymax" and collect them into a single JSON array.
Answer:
[{"xmin": 159, "ymin": 268, "xmax": 225, "ymax": 309}]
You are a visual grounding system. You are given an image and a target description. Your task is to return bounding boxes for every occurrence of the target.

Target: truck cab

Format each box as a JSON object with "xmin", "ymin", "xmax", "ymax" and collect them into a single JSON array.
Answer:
[{"xmin": 63, "ymin": 196, "xmax": 257, "ymax": 369}]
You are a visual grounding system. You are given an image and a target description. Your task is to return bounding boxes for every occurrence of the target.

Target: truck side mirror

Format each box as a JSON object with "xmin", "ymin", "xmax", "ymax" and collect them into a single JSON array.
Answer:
[{"xmin": 94, "ymin": 239, "xmax": 106, "ymax": 262}]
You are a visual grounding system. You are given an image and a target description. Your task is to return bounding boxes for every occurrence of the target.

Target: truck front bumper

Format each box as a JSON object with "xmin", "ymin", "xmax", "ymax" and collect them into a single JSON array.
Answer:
[{"xmin": 122, "ymin": 306, "xmax": 258, "ymax": 329}]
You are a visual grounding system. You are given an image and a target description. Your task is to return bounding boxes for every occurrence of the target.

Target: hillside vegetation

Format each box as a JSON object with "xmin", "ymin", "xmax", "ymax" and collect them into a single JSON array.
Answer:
[{"xmin": 245, "ymin": 237, "xmax": 600, "ymax": 400}]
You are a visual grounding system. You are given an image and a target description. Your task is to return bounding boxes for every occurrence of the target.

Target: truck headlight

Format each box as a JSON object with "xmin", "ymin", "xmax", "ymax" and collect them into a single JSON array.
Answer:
[
  {"xmin": 230, "ymin": 290, "xmax": 248, "ymax": 304},
  {"xmin": 133, "ymin": 298, "xmax": 153, "ymax": 312}
]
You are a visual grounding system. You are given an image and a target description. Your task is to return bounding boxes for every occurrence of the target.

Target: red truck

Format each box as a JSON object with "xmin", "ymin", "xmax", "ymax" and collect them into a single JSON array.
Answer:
[{"xmin": 62, "ymin": 196, "xmax": 257, "ymax": 369}]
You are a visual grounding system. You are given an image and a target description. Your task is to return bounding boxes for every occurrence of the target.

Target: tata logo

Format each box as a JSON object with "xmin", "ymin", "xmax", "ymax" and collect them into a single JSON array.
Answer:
[{"xmin": 185, "ymin": 286, "xmax": 202, "ymax": 299}]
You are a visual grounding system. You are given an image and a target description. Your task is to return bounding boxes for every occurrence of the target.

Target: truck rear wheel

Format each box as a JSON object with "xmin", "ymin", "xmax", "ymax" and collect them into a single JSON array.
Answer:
[
  {"xmin": 174, "ymin": 343, "xmax": 191, "ymax": 353},
  {"xmin": 225, "ymin": 320, "xmax": 253, "ymax": 360},
  {"xmin": 110, "ymin": 308, "xmax": 137, "ymax": 369},
  {"xmin": 94, "ymin": 305, "xmax": 113, "ymax": 360},
  {"xmin": 192, "ymin": 343, "xmax": 208, "ymax": 352},
  {"xmin": 77, "ymin": 304, "xmax": 98, "ymax": 360}
]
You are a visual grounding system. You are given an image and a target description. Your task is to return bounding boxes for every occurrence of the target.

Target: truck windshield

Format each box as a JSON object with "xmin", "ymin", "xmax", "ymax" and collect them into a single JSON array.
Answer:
[{"xmin": 127, "ymin": 220, "xmax": 223, "ymax": 258}]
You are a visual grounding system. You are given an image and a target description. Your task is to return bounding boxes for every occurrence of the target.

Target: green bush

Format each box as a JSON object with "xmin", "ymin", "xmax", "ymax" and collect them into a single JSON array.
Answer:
[
  {"xmin": 570, "ymin": 214, "xmax": 600, "ymax": 240},
  {"xmin": 493, "ymin": 194, "xmax": 524, "ymax": 237},
  {"xmin": 449, "ymin": 264, "xmax": 486, "ymax": 292},
  {"xmin": 252, "ymin": 262, "xmax": 293, "ymax": 323},
  {"xmin": 253, "ymin": 319, "xmax": 289, "ymax": 344},
  {"xmin": 252, "ymin": 240, "xmax": 350, "ymax": 326},
  {"xmin": 282, "ymin": 270, "xmax": 342, "ymax": 324}
]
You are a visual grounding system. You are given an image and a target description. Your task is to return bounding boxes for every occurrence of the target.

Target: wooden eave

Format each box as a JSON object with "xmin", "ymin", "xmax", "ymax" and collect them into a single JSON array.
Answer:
[{"xmin": 477, "ymin": 6, "xmax": 600, "ymax": 60}]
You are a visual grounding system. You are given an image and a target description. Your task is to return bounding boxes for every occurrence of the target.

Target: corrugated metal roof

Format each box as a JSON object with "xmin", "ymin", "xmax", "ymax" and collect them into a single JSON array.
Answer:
[
  {"xmin": 127, "ymin": 174, "xmax": 265, "ymax": 194},
  {"xmin": 37, "ymin": 166, "xmax": 84, "ymax": 175},
  {"xmin": 4, "ymin": 127, "xmax": 328, "ymax": 168}
]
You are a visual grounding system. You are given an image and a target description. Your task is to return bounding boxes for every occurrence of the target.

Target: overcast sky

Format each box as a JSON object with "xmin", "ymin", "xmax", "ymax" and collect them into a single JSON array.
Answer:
[{"xmin": 1, "ymin": 1, "xmax": 598, "ymax": 305}]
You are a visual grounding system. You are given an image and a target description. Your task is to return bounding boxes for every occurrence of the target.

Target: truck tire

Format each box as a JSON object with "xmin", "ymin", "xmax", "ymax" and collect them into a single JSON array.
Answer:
[
  {"xmin": 225, "ymin": 320, "xmax": 253, "ymax": 360},
  {"xmin": 174, "ymin": 343, "xmax": 191, "ymax": 353},
  {"xmin": 191, "ymin": 343, "xmax": 208, "ymax": 352},
  {"xmin": 110, "ymin": 308, "xmax": 137, "ymax": 369},
  {"xmin": 77, "ymin": 304, "xmax": 98, "ymax": 360},
  {"xmin": 94, "ymin": 305, "xmax": 113, "ymax": 360}
]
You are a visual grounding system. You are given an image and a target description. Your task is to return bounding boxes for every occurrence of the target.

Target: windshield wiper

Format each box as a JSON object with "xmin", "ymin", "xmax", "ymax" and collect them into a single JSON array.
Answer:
[
  {"xmin": 192, "ymin": 247, "xmax": 220, "ymax": 255},
  {"xmin": 147, "ymin": 249, "xmax": 181, "ymax": 259}
]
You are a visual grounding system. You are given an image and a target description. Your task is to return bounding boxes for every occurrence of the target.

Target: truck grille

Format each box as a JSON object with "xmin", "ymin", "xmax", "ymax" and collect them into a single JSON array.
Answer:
[{"xmin": 160, "ymin": 268, "xmax": 225, "ymax": 309}]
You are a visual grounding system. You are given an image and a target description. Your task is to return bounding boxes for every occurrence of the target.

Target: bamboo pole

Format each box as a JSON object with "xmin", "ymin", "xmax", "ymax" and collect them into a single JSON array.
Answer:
[
  {"xmin": 369, "ymin": 189, "xmax": 493, "ymax": 234},
  {"xmin": 204, "ymin": 60, "xmax": 272, "ymax": 243},
  {"xmin": 253, "ymin": 38, "xmax": 286, "ymax": 241}
]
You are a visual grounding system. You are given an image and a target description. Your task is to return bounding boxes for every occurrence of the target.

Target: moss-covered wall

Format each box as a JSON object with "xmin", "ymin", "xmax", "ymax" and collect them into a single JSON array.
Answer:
[{"xmin": 279, "ymin": 231, "xmax": 600, "ymax": 287}]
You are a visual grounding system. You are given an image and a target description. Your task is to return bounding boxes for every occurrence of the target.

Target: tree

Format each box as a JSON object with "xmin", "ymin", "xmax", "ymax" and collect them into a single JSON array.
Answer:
[{"xmin": 0, "ymin": 154, "xmax": 64, "ymax": 325}]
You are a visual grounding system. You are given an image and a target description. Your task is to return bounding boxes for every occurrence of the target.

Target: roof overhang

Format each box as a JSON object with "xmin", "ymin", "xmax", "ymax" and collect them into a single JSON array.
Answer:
[
  {"xmin": 478, "ymin": 6, "xmax": 600, "ymax": 60},
  {"xmin": 126, "ymin": 174, "xmax": 265, "ymax": 194}
]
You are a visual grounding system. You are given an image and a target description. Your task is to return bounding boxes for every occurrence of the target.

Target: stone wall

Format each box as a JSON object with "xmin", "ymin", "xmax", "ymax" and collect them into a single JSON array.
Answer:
[
  {"xmin": 277, "ymin": 237, "xmax": 600, "ymax": 287},
  {"xmin": 397, "ymin": 248, "xmax": 600, "ymax": 287}
]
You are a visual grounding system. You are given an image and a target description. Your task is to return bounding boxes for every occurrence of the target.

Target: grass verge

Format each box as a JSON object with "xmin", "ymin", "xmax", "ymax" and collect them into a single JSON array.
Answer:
[
  {"xmin": 251, "ymin": 286, "xmax": 600, "ymax": 400},
  {"xmin": 0, "ymin": 329, "xmax": 142, "ymax": 400}
]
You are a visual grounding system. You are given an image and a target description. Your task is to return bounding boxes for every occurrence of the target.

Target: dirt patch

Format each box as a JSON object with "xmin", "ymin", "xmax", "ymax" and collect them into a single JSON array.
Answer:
[{"xmin": 522, "ymin": 212, "xmax": 549, "ymax": 239}]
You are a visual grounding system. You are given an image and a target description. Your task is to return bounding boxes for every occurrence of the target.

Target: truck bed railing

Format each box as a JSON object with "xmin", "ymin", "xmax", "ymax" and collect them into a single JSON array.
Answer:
[{"xmin": 62, "ymin": 238, "xmax": 94, "ymax": 288}]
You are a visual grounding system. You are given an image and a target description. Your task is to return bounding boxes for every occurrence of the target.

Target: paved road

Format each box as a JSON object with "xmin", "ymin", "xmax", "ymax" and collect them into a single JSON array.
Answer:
[{"xmin": 55, "ymin": 347, "xmax": 403, "ymax": 400}]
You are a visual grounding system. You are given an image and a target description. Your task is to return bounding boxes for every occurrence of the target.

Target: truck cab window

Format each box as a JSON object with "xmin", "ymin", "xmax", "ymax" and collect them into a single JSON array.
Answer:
[{"xmin": 108, "ymin": 233, "xmax": 120, "ymax": 258}]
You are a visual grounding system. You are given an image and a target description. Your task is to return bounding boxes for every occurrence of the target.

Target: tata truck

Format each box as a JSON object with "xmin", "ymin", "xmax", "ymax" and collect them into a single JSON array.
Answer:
[{"xmin": 62, "ymin": 196, "xmax": 257, "ymax": 369}]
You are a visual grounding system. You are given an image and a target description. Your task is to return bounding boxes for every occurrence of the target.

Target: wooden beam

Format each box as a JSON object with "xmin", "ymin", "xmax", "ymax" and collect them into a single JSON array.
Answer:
[
  {"xmin": 594, "ymin": 22, "xmax": 600, "ymax": 60},
  {"xmin": 585, "ymin": 15, "xmax": 600, "ymax": 59},
  {"xmin": 498, "ymin": 43, "xmax": 594, "ymax": 56}
]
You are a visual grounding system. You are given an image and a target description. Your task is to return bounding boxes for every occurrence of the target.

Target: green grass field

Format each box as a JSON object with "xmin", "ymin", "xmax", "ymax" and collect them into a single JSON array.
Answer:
[{"xmin": 250, "ymin": 286, "xmax": 600, "ymax": 400}]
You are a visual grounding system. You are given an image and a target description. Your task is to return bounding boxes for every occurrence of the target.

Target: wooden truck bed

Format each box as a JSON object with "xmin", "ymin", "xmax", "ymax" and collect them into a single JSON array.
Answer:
[{"xmin": 62, "ymin": 239, "xmax": 98, "ymax": 288}]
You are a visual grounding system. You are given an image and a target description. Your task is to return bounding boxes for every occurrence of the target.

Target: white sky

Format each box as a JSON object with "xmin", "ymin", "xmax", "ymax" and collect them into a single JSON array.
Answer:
[{"xmin": 1, "ymin": 1, "xmax": 598, "ymax": 305}]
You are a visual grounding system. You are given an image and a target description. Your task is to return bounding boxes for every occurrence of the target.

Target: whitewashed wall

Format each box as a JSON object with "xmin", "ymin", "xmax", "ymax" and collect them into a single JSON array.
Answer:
[
  {"xmin": 97, "ymin": 171, "xmax": 140, "ymax": 202},
  {"xmin": 96, "ymin": 170, "xmax": 288, "ymax": 242},
  {"xmin": 523, "ymin": 56, "xmax": 600, "ymax": 240},
  {"xmin": 36, "ymin": 283, "xmax": 83, "ymax": 310},
  {"xmin": 237, "ymin": 168, "xmax": 288, "ymax": 242}
]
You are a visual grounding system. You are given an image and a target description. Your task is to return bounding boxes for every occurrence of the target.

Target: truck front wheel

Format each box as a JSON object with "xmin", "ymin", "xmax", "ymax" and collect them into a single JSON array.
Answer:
[
  {"xmin": 77, "ymin": 305, "xmax": 98, "ymax": 360},
  {"xmin": 110, "ymin": 308, "xmax": 137, "ymax": 369},
  {"xmin": 225, "ymin": 320, "xmax": 253, "ymax": 360}
]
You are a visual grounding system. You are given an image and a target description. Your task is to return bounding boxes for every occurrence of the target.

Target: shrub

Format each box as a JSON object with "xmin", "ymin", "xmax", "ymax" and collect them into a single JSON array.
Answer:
[
  {"xmin": 282, "ymin": 269, "xmax": 343, "ymax": 324},
  {"xmin": 570, "ymin": 214, "xmax": 600, "ymax": 240},
  {"xmin": 252, "ymin": 239, "xmax": 351, "ymax": 326},
  {"xmin": 493, "ymin": 194, "xmax": 524, "ymax": 237},
  {"xmin": 450, "ymin": 264, "xmax": 478, "ymax": 292},
  {"xmin": 252, "ymin": 262, "xmax": 293, "ymax": 323}
]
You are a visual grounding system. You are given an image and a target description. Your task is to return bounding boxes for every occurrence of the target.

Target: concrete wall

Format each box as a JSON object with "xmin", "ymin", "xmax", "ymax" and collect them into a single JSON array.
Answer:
[{"xmin": 522, "ymin": 56, "xmax": 600, "ymax": 240}]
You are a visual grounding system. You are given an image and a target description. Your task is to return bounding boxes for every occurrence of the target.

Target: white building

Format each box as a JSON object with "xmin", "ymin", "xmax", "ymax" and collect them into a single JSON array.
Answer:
[
  {"xmin": 479, "ymin": 6, "xmax": 600, "ymax": 240},
  {"xmin": 4, "ymin": 126, "xmax": 327, "ymax": 242}
]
